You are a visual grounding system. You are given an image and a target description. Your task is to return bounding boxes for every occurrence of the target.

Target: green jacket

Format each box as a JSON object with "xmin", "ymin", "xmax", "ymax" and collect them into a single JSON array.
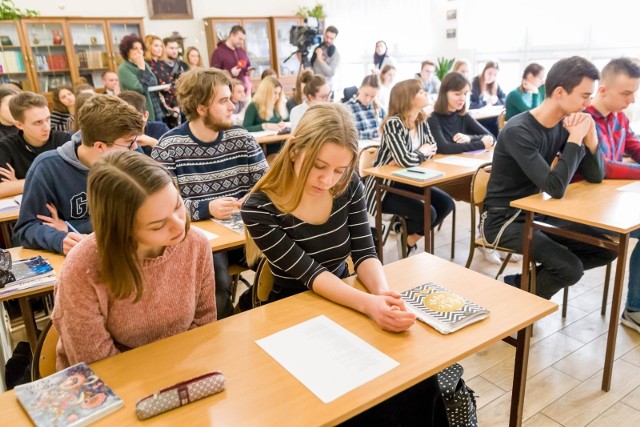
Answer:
[
  {"xmin": 118, "ymin": 60, "xmax": 159, "ymax": 121},
  {"xmin": 242, "ymin": 102, "xmax": 285, "ymax": 132}
]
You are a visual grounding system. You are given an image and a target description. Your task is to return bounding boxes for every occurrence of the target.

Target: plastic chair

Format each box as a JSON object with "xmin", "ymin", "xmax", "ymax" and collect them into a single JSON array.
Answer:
[
  {"xmin": 341, "ymin": 86, "xmax": 358, "ymax": 103},
  {"xmin": 31, "ymin": 319, "xmax": 59, "ymax": 381}
]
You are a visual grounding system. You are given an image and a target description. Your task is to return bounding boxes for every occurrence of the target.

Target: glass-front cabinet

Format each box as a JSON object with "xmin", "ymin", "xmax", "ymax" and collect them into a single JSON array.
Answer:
[
  {"xmin": 243, "ymin": 19, "xmax": 272, "ymax": 78},
  {"xmin": 273, "ymin": 17, "xmax": 302, "ymax": 76},
  {"xmin": 106, "ymin": 19, "xmax": 143, "ymax": 69},
  {"xmin": 0, "ymin": 21, "xmax": 32, "ymax": 91},
  {"xmin": 68, "ymin": 21, "xmax": 109, "ymax": 88},
  {"xmin": 21, "ymin": 19, "xmax": 74, "ymax": 93}
]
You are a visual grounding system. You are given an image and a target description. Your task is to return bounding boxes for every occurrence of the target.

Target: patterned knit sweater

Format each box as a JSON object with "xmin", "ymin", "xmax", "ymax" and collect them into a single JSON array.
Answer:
[
  {"xmin": 151, "ymin": 122, "xmax": 268, "ymax": 220},
  {"xmin": 52, "ymin": 228, "xmax": 216, "ymax": 369}
]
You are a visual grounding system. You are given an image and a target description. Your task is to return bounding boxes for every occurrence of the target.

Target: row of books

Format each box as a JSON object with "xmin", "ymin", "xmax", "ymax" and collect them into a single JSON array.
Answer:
[
  {"xmin": 0, "ymin": 51, "xmax": 25, "ymax": 74},
  {"xmin": 35, "ymin": 53, "xmax": 69, "ymax": 71},
  {"xmin": 76, "ymin": 50, "xmax": 107, "ymax": 69}
]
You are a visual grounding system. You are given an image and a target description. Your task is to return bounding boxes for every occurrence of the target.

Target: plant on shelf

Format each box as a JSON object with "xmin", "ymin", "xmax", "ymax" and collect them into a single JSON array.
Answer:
[
  {"xmin": 0, "ymin": 0, "xmax": 39, "ymax": 20},
  {"xmin": 435, "ymin": 57, "xmax": 455, "ymax": 81},
  {"xmin": 296, "ymin": 2, "xmax": 326, "ymax": 19}
]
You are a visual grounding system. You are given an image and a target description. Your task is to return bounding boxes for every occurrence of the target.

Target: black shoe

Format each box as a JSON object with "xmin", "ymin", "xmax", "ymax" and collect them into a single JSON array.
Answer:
[{"xmin": 503, "ymin": 274, "xmax": 521, "ymax": 288}]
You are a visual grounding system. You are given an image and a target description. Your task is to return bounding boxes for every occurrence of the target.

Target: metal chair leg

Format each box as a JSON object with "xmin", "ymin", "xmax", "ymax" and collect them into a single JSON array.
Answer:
[
  {"xmin": 495, "ymin": 252, "xmax": 512, "ymax": 279},
  {"xmin": 562, "ymin": 286, "xmax": 569, "ymax": 318}
]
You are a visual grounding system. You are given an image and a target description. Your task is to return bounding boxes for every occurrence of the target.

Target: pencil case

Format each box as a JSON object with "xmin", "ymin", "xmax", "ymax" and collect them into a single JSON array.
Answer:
[{"xmin": 135, "ymin": 371, "xmax": 225, "ymax": 420}]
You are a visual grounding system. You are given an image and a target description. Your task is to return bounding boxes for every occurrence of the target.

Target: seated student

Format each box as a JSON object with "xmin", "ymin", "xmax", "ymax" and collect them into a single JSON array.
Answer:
[
  {"xmin": 243, "ymin": 76, "xmax": 288, "ymax": 132},
  {"xmin": 71, "ymin": 92, "xmax": 94, "ymax": 132},
  {"xmin": 363, "ymin": 79, "xmax": 455, "ymax": 255},
  {"xmin": 13, "ymin": 95, "xmax": 146, "ymax": 255},
  {"xmin": 505, "ymin": 63, "xmax": 546, "ymax": 120},
  {"xmin": 241, "ymin": 103, "xmax": 449, "ymax": 425},
  {"xmin": 286, "ymin": 69, "xmax": 313, "ymax": 113},
  {"xmin": 482, "ymin": 56, "xmax": 617, "ymax": 298},
  {"xmin": 417, "ymin": 60, "xmax": 440, "ymax": 96},
  {"xmin": 50, "ymin": 86, "xmax": 76, "ymax": 132},
  {"xmin": 118, "ymin": 90, "xmax": 170, "ymax": 155},
  {"xmin": 0, "ymin": 85, "xmax": 20, "ymax": 139},
  {"xmin": 289, "ymin": 75, "xmax": 330, "ymax": 131},
  {"xmin": 261, "ymin": 68, "xmax": 277, "ymax": 79},
  {"xmin": 344, "ymin": 75, "xmax": 385, "ymax": 140},
  {"xmin": 102, "ymin": 70, "xmax": 121, "ymax": 95},
  {"xmin": 585, "ymin": 57, "xmax": 640, "ymax": 331},
  {"xmin": 470, "ymin": 61, "xmax": 506, "ymax": 137},
  {"xmin": 230, "ymin": 78, "xmax": 247, "ymax": 126},
  {"xmin": 451, "ymin": 58, "xmax": 471, "ymax": 81},
  {"xmin": 74, "ymin": 83, "xmax": 96, "ymax": 96},
  {"xmin": 52, "ymin": 150, "xmax": 216, "ymax": 369},
  {"xmin": 428, "ymin": 72, "xmax": 494, "ymax": 154},
  {"xmin": 376, "ymin": 64, "xmax": 396, "ymax": 112},
  {"xmin": 152, "ymin": 68, "xmax": 268, "ymax": 319},
  {"xmin": 0, "ymin": 92, "xmax": 70, "ymax": 198}
]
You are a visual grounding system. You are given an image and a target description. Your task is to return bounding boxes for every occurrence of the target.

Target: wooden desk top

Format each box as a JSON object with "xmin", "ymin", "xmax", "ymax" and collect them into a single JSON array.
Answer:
[
  {"xmin": 511, "ymin": 180, "xmax": 640, "ymax": 234},
  {"xmin": 364, "ymin": 151, "xmax": 493, "ymax": 187},
  {"xmin": 0, "ymin": 253, "xmax": 556, "ymax": 426},
  {"xmin": 251, "ymin": 131, "xmax": 290, "ymax": 145},
  {"xmin": 191, "ymin": 219, "xmax": 245, "ymax": 253}
]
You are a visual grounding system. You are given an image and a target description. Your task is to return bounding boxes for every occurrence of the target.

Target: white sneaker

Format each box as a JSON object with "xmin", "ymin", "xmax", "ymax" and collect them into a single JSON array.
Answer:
[
  {"xmin": 500, "ymin": 252, "xmax": 522, "ymax": 263},
  {"xmin": 621, "ymin": 309, "xmax": 640, "ymax": 333},
  {"xmin": 479, "ymin": 247, "xmax": 502, "ymax": 265}
]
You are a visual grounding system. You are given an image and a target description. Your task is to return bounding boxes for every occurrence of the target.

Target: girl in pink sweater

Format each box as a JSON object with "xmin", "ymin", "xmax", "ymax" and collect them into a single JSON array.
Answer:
[{"xmin": 52, "ymin": 151, "xmax": 216, "ymax": 370}]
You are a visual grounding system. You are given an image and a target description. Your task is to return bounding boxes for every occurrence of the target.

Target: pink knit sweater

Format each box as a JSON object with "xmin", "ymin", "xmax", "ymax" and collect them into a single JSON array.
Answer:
[{"xmin": 52, "ymin": 228, "xmax": 216, "ymax": 370}]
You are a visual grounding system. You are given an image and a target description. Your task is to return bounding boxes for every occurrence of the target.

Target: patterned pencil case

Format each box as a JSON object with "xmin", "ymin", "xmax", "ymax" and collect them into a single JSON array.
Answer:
[{"xmin": 135, "ymin": 371, "xmax": 225, "ymax": 420}]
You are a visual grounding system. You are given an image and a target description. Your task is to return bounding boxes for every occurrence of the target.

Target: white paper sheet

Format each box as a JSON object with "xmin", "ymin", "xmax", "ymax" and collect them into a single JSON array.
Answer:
[
  {"xmin": 250, "ymin": 130, "xmax": 278, "ymax": 139},
  {"xmin": 434, "ymin": 156, "xmax": 487, "ymax": 168},
  {"xmin": 190, "ymin": 225, "xmax": 219, "ymax": 241},
  {"xmin": 616, "ymin": 181, "xmax": 640, "ymax": 194},
  {"xmin": 255, "ymin": 315, "xmax": 399, "ymax": 403}
]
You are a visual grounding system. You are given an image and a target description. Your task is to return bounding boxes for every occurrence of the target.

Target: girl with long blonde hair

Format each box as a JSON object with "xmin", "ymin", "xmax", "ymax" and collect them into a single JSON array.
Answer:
[{"xmin": 243, "ymin": 75, "xmax": 288, "ymax": 132}]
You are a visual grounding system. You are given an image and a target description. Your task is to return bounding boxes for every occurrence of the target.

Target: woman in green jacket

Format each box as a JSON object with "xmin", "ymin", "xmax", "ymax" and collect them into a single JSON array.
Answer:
[{"xmin": 117, "ymin": 34, "xmax": 164, "ymax": 122}]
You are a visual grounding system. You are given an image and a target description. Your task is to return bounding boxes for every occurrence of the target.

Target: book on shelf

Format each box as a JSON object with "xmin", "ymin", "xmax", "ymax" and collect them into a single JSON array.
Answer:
[
  {"xmin": 391, "ymin": 166, "xmax": 444, "ymax": 182},
  {"xmin": 15, "ymin": 362, "xmax": 123, "ymax": 427},
  {"xmin": 400, "ymin": 282, "xmax": 490, "ymax": 334}
]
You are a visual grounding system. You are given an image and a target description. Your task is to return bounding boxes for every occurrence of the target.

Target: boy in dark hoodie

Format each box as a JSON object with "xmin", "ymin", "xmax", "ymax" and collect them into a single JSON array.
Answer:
[{"xmin": 13, "ymin": 95, "xmax": 144, "ymax": 254}]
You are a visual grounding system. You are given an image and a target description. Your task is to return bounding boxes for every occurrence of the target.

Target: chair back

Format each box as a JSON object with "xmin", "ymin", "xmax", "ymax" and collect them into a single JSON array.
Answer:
[
  {"xmin": 470, "ymin": 162, "xmax": 493, "ymax": 209},
  {"xmin": 31, "ymin": 320, "xmax": 59, "ymax": 381},
  {"xmin": 252, "ymin": 258, "xmax": 274, "ymax": 308},
  {"xmin": 357, "ymin": 146, "xmax": 379, "ymax": 178},
  {"xmin": 341, "ymin": 86, "xmax": 358, "ymax": 103},
  {"xmin": 498, "ymin": 111, "xmax": 507, "ymax": 130}
]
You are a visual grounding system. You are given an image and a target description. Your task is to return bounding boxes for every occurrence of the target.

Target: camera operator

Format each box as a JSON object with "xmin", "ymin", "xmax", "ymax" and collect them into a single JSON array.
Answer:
[
  {"xmin": 310, "ymin": 26, "xmax": 341, "ymax": 91},
  {"xmin": 210, "ymin": 25, "xmax": 252, "ymax": 96}
]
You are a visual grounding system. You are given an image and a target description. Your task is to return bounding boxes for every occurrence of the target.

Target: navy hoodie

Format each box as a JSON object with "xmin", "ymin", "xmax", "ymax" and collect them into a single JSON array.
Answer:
[{"xmin": 13, "ymin": 133, "xmax": 91, "ymax": 254}]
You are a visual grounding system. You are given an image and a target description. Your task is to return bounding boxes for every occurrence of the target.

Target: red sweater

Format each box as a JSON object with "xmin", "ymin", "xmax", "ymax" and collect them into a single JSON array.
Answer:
[{"xmin": 52, "ymin": 228, "xmax": 216, "ymax": 370}]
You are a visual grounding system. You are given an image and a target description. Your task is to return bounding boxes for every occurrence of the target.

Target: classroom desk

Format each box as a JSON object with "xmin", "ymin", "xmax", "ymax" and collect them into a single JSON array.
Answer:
[
  {"xmin": 0, "ymin": 197, "xmax": 19, "ymax": 246},
  {"xmin": 469, "ymin": 105, "xmax": 505, "ymax": 120},
  {"xmin": 251, "ymin": 130, "xmax": 290, "ymax": 155},
  {"xmin": 0, "ymin": 252, "xmax": 556, "ymax": 426},
  {"xmin": 1, "ymin": 221, "xmax": 245, "ymax": 351},
  {"xmin": 511, "ymin": 180, "xmax": 640, "ymax": 392},
  {"xmin": 365, "ymin": 151, "xmax": 492, "ymax": 262}
]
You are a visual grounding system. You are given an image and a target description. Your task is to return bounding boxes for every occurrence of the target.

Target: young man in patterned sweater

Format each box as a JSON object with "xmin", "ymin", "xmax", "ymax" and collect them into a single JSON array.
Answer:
[{"xmin": 152, "ymin": 69, "xmax": 268, "ymax": 319}]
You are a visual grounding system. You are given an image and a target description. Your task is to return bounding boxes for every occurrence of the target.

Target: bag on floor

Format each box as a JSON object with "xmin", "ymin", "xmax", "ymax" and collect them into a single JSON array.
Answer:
[{"xmin": 437, "ymin": 363, "xmax": 478, "ymax": 427}]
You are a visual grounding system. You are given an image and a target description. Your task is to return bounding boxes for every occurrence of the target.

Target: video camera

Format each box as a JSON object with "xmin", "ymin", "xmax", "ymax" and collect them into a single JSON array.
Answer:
[{"xmin": 288, "ymin": 17, "xmax": 322, "ymax": 68}]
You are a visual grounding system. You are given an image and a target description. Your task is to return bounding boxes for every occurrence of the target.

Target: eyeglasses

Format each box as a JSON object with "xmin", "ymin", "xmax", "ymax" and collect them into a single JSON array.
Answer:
[{"xmin": 112, "ymin": 135, "xmax": 139, "ymax": 151}]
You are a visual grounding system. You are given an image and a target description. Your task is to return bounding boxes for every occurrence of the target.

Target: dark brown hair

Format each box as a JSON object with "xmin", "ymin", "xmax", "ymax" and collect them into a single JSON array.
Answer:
[
  {"xmin": 118, "ymin": 90, "xmax": 147, "ymax": 114},
  {"xmin": 119, "ymin": 34, "xmax": 145, "ymax": 60},
  {"xmin": 383, "ymin": 79, "xmax": 427, "ymax": 129},
  {"xmin": 78, "ymin": 95, "xmax": 144, "ymax": 147},
  {"xmin": 434, "ymin": 72, "xmax": 470, "ymax": 115},
  {"xmin": 9, "ymin": 91, "xmax": 48, "ymax": 122},
  {"xmin": 52, "ymin": 85, "xmax": 74, "ymax": 114}
]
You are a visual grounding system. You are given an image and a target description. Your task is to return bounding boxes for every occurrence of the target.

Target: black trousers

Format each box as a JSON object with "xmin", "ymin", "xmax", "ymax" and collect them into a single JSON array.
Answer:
[
  {"xmin": 482, "ymin": 207, "xmax": 617, "ymax": 299},
  {"xmin": 381, "ymin": 183, "xmax": 455, "ymax": 235},
  {"xmin": 213, "ymin": 248, "xmax": 246, "ymax": 319}
]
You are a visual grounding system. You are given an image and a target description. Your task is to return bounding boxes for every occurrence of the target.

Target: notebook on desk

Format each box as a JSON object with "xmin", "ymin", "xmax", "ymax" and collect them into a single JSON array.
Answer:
[{"xmin": 391, "ymin": 167, "xmax": 444, "ymax": 182}]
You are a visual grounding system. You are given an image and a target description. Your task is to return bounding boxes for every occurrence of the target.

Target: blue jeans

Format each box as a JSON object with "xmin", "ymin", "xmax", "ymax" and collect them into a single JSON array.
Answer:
[{"xmin": 627, "ymin": 229, "xmax": 640, "ymax": 311}]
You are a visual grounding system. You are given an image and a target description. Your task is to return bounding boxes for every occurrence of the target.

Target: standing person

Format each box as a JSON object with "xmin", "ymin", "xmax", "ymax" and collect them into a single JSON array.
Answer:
[
  {"xmin": 417, "ymin": 60, "xmax": 440, "ymax": 96},
  {"xmin": 52, "ymin": 150, "xmax": 216, "ymax": 369},
  {"xmin": 370, "ymin": 40, "xmax": 395, "ymax": 75},
  {"xmin": 505, "ymin": 63, "xmax": 546, "ymax": 120},
  {"xmin": 151, "ymin": 68, "xmax": 268, "ymax": 319},
  {"xmin": 0, "ymin": 85, "xmax": 20, "ymax": 139},
  {"xmin": 241, "ymin": 103, "xmax": 449, "ymax": 425},
  {"xmin": 482, "ymin": 56, "xmax": 616, "ymax": 299},
  {"xmin": 145, "ymin": 35, "xmax": 180, "ymax": 128},
  {"xmin": 13, "ymin": 95, "xmax": 147, "ymax": 255},
  {"xmin": 470, "ymin": 61, "xmax": 506, "ymax": 137},
  {"xmin": 289, "ymin": 75, "xmax": 330, "ymax": 131},
  {"xmin": 344, "ymin": 75, "xmax": 385, "ymax": 140},
  {"xmin": 118, "ymin": 34, "xmax": 164, "ymax": 122},
  {"xmin": 585, "ymin": 57, "xmax": 640, "ymax": 330},
  {"xmin": 163, "ymin": 36, "xmax": 189, "ymax": 79},
  {"xmin": 210, "ymin": 25, "xmax": 252, "ymax": 95},
  {"xmin": 0, "ymin": 92, "xmax": 70, "ymax": 198},
  {"xmin": 428, "ymin": 72, "xmax": 494, "ymax": 154},
  {"xmin": 50, "ymin": 86, "xmax": 75, "ymax": 132},
  {"xmin": 185, "ymin": 46, "xmax": 203, "ymax": 69},
  {"xmin": 310, "ymin": 26, "xmax": 341, "ymax": 91},
  {"xmin": 102, "ymin": 70, "xmax": 121, "ymax": 95},
  {"xmin": 363, "ymin": 79, "xmax": 455, "ymax": 255},
  {"xmin": 376, "ymin": 64, "xmax": 396, "ymax": 112}
]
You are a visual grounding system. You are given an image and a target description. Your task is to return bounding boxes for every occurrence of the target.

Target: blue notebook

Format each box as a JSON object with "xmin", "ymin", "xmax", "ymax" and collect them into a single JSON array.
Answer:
[{"xmin": 392, "ymin": 167, "xmax": 444, "ymax": 182}]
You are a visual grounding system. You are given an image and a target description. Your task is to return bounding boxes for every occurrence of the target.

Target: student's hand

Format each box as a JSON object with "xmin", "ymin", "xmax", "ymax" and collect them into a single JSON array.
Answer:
[
  {"xmin": 522, "ymin": 80, "xmax": 536, "ymax": 93},
  {"xmin": 209, "ymin": 197, "xmax": 241, "ymax": 220},
  {"xmin": 263, "ymin": 123, "xmax": 283, "ymax": 131},
  {"xmin": 37, "ymin": 203, "xmax": 67, "ymax": 232},
  {"xmin": 132, "ymin": 52, "xmax": 145, "ymax": 70},
  {"xmin": 136, "ymin": 134, "xmax": 158, "ymax": 148},
  {"xmin": 490, "ymin": 95, "xmax": 499, "ymax": 105},
  {"xmin": 62, "ymin": 232, "xmax": 86, "ymax": 255},
  {"xmin": 113, "ymin": 82, "xmax": 121, "ymax": 95},
  {"xmin": 230, "ymin": 66, "xmax": 241, "ymax": 77},
  {"xmin": 563, "ymin": 112, "xmax": 590, "ymax": 144},
  {"xmin": 418, "ymin": 143, "xmax": 437, "ymax": 157},
  {"xmin": 481, "ymin": 135, "xmax": 494, "ymax": 149},
  {"xmin": 363, "ymin": 293, "xmax": 416, "ymax": 332},
  {"xmin": 0, "ymin": 163, "xmax": 16, "ymax": 181},
  {"xmin": 582, "ymin": 116, "xmax": 599, "ymax": 154},
  {"xmin": 453, "ymin": 133, "xmax": 471, "ymax": 143}
]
